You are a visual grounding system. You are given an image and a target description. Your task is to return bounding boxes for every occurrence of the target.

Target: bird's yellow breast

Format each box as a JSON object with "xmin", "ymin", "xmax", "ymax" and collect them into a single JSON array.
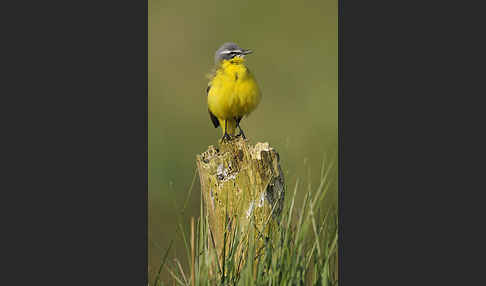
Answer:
[{"xmin": 208, "ymin": 58, "xmax": 261, "ymax": 120}]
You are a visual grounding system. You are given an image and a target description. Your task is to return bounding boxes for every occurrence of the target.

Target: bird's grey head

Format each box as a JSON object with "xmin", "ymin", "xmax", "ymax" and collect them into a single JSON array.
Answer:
[{"xmin": 214, "ymin": 42, "xmax": 253, "ymax": 65}]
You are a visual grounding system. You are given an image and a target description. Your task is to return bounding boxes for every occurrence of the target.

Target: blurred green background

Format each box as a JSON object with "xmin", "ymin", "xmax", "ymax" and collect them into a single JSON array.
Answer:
[{"xmin": 149, "ymin": 0, "xmax": 337, "ymax": 282}]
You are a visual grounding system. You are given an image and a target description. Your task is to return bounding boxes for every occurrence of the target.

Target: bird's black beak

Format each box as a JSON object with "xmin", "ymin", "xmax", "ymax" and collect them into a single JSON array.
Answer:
[{"xmin": 242, "ymin": 49, "xmax": 253, "ymax": 55}]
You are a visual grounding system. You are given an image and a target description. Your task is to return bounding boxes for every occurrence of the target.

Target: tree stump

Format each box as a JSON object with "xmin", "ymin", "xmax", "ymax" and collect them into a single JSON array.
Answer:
[{"xmin": 196, "ymin": 137, "xmax": 285, "ymax": 264}]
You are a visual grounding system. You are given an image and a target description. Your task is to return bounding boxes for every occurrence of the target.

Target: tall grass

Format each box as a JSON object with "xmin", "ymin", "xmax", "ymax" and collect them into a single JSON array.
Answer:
[{"xmin": 152, "ymin": 160, "xmax": 338, "ymax": 286}]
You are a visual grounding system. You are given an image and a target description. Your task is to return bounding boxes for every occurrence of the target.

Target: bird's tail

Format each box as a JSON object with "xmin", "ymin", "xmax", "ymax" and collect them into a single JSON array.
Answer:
[{"xmin": 219, "ymin": 118, "xmax": 237, "ymax": 136}]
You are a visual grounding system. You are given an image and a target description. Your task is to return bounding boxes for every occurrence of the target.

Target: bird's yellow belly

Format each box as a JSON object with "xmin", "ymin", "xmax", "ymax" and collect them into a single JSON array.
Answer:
[{"xmin": 208, "ymin": 67, "xmax": 261, "ymax": 120}]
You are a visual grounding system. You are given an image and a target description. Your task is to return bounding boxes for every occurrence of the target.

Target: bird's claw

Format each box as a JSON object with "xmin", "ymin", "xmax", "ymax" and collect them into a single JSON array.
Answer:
[
  {"xmin": 221, "ymin": 133, "xmax": 232, "ymax": 142},
  {"xmin": 237, "ymin": 130, "xmax": 246, "ymax": 139}
]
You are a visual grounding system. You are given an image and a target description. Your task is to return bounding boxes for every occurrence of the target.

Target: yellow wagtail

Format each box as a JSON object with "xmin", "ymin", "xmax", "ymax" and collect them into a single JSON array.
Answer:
[{"xmin": 206, "ymin": 42, "xmax": 261, "ymax": 141}]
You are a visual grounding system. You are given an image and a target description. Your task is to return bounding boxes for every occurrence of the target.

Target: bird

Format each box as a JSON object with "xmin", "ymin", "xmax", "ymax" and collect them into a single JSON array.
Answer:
[{"xmin": 206, "ymin": 42, "xmax": 261, "ymax": 141}]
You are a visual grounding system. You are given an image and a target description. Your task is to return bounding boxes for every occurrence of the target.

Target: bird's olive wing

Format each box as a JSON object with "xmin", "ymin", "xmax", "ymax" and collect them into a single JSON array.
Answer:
[{"xmin": 206, "ymin": 85, "xmax": 220, "ymax": 128}]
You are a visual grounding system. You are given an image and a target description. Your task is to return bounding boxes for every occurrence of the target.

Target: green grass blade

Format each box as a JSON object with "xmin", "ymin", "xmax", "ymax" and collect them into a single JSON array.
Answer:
[{"xmin": 153, "ymin": 239, "xmax": 173, "ymax": 286}]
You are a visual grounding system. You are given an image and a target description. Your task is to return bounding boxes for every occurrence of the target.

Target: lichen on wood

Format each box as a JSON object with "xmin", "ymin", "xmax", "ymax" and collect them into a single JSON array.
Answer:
[{"xmin": 196, "ymin": 137, "xmax": 285, "ymax": 262}]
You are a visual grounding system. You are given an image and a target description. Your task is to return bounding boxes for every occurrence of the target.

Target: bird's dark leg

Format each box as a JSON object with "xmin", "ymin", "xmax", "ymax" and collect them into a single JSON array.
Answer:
[
  {"xmin": 222, "ymin": 119, "xmax": 231, "ymax": 141},
  {"xmin": 236, "ymin": 117, "xmax": 246, "ymax": 139}
]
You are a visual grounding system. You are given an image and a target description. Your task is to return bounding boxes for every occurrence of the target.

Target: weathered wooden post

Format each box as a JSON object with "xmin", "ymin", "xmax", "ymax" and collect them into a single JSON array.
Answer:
[{"xmin": 196, "ymin": 137, "xmax": 285, "ymax": 266}]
